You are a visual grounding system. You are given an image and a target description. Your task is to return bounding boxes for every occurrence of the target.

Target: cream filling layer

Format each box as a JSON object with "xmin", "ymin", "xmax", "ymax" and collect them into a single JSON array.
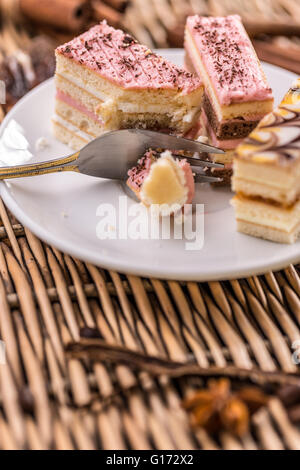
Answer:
[
  {"xmin": 232, "ymin": 178, "xmax": 300, "ymax": 206},
  {"xmin": 58, "ymin": 71, "xmax": 194, "ymax": 115},
  {"xmin": 231, "ymin": 195, "xmax": 300, "ymax": 233},
  {"xmin": 233, "ymin": 159, "xmax": 300, "ymax": 191},
  {"xmin": 52, "ymin": 114, "xmax": 93, "ymax": 142},
  {"xmin": 56, "ymin": 90, "xmax": 103, "ymax": 124},
  {"xmin": 141, "ymin": 151, "xmax": 188, "ymax": 215},
  {"xmin": 58, "ymin": 71, "xmax": 108, "ymax": 102}
]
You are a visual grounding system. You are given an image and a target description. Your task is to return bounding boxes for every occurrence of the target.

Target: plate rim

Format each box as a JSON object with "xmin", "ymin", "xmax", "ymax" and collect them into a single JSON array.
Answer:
[{"xmin": 1, "ymin": 61, "xmax": 300, "ymax": 281}]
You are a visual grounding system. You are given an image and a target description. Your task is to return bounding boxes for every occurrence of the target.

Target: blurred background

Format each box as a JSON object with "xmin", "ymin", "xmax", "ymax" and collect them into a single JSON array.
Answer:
[{"xmin": 1, "ymin": 0, "xmax": 300, "ymax": 113}]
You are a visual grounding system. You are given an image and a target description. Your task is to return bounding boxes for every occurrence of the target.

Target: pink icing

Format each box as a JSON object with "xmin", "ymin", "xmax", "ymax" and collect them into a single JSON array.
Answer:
[
  {"xmin": 184, "ymin": 120, "xmax": 202, "ymax": 140},
  {"xmin": 186, "ymin": 15, "xmax": 273, "ymax": 105},
  {"xmin": 200, "ymin": 111, "xmax": 243, "ymax": 150},
  {"xmin": 56, "ymin": 90, "xmax": 103, "ymax": 124},
  {"xmin": 57, "ymin": 21, "xmax": 202, "ymax": 94},
  {"xmin": 179, "ymin": 160, "xmax": 195, "ymax": 204},
  {"xmin": 208, "ymin": 132, "xmax": 243, "ymax": 150},
  {"xmin": 127, "ymin": 150, "xmax": 154, "ymax": 191}
]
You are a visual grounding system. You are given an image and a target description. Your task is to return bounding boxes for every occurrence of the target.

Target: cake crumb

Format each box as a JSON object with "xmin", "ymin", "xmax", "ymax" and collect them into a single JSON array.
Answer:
[
  {"xmin": 197, "ymin": 135, "xmax": 209, "ymax": 144},
  {"xmin": 35, "ymin": 137, "xmax": 50, "ymax": 151}
]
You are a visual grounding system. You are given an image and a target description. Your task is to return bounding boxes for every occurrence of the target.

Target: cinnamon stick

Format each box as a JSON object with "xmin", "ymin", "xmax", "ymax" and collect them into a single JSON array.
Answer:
[
  {"xmin": 254, "ymin": 40, "xmax": 300, "ymax": 62},
  {"xmin": 20, "ymin": 0, "xmax": 90, "ymax": 32},
  {"xmin": 92, "ymin": 0, "xmax": 121, "ymax": 28},
  {"xmin": 167, "ymin": 23, "xmax": 185, "ymax": 48},
  {"xmin": 254, "ymin": 41, "xmax": 300, "ymax": 75},
  {"xmin": 167, "ymin": 18, "xmax": 300, "ymax": 49},
  {"xmin": 104, "ymin": 0, "xmax": 128, "ymax": 12},
  {"xmin": 244, "ymin": 20, "xmax": 300, "ymax": 38}
]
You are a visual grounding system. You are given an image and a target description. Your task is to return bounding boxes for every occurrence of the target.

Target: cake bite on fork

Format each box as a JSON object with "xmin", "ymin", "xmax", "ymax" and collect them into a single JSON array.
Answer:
[{"xmin": 127, "ymin": 149, "xmax": 196, "ymax": 215}]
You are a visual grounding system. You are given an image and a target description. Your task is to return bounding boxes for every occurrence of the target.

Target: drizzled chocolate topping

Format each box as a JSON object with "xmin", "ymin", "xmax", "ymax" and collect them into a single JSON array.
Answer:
[{"xmin": 237, "ymin": 81, "xmax": 300, "ymax": 165}]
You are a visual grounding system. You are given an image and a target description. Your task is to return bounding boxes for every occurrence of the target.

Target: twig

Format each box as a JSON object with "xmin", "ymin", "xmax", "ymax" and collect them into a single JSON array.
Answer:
[{"xmin": 66, "ymin": 339, "xmax": 300, "ymax": 387}]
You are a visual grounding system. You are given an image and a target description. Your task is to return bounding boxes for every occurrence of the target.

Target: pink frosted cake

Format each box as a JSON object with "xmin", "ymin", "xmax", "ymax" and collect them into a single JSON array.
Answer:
[
  {"xmin": 184, "ymin": 15, "xmax": 274, "ymax": 184},
  {"xmin": 53, "ymin": 21, "xmax": 204, "ymax": 150},
  {"xmin": 127, "ymin": 150, "xmax": 195, "ymax": 214}
]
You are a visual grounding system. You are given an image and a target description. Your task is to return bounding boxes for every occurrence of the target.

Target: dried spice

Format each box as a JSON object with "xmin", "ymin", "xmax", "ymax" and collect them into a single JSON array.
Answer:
[
  {"xmin": 182, "ymin": 378, "xmax": 270, "ymax": 438},
  {"xmin": 0, "ymin": 35, "xmax": 55, "ymax": 110},
  {"xmin": 29, "ymin": 36, "xmax": 56, "ymax": 85},
  {"xmin": 278, "ymin": 384, "xmax": 300, "ymax": 425},
  {"xmin": 80, "ymin": 327, "xmax": 102, "ymax": 339},
  {"xmin": 19, "ymin": 386, "xmax": 35, "ymax": 414}
]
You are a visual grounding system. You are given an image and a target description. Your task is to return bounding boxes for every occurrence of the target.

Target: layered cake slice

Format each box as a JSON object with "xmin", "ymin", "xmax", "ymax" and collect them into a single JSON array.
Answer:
[
  {"xmin": 184, "ymin": 15, "xmax": 274, "ymax": 184},
  {"xmin": 127, "ymin": 150, "xmax": 195, "ymax": 215},
  {"xmin": 53, "ymin": 21, "xmax": 204, "ymax": 150},
  {"xmin": 231, "ymin": 79, "xmax": 300, "ymax": 244}
]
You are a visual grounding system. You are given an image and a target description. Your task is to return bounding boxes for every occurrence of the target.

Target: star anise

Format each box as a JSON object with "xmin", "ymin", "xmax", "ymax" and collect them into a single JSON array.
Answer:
[{"xmin": 182, "ymin": 378, "xmax": 269, "ymax": 438}]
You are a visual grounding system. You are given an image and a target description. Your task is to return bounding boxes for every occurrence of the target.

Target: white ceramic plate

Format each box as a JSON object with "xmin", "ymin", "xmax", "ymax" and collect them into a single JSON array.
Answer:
[{"xmin": 0, "ymin": 50, "xmax": 299, "ymax": 281}]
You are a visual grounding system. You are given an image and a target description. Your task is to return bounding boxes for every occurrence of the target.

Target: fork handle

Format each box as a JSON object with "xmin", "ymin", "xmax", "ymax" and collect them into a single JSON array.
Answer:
[{"xmin": 0, "ymin": 151, "xmax": 80, "ymax": 180}]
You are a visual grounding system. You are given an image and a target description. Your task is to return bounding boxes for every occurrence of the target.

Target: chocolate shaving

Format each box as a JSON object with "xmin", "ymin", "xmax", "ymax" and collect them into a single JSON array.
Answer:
[
  {"xmin": 122, "ymin": 34, "xmax": 137, "ymax": 46},
  {"xmin": 84, "ymin": 41, "xmax": 93, "ymax": 51}
]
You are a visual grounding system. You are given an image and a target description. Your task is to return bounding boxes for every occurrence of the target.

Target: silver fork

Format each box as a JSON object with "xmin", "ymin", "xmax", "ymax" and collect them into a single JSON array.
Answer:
[{"xmin": 0, "ymin": 129, "xmax": 224, "ymax": 183}]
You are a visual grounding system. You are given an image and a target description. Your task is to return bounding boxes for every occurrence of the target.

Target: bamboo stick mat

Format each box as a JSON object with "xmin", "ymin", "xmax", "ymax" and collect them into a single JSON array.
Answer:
[
  {"xmin": 0, "ymin": 0, "xmax": 300, "ymax": 451},
  {"xmin": 0, "ymin": 194, "xmax": 300, "ymax": 449}
]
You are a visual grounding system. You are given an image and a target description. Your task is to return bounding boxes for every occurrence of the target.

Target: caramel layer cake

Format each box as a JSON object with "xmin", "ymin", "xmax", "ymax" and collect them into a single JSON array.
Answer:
[
  {"xmin": 127, "ymin": 149, "xmax": 195, "ymax": 215},
  {"xmin": 53, "ymin": 21, "xmax": 204, "ymax": 150},
  {"xmin": 184, "ymin": 15, "xmax": 274, "ymax": 184},
  {"xmin": 232, "ymin": 79, "xmax": 300, "ymax": 244}
]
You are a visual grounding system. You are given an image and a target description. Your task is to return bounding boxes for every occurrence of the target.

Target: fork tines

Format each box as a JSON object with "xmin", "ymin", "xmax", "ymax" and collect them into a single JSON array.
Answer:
[
  {"xmin": 171, "ymin": 153, "xmax": 224, "ymax": 169},
  {"xmin": 194, "ymin": 174, "xmax": 223, "ymax": 184}
]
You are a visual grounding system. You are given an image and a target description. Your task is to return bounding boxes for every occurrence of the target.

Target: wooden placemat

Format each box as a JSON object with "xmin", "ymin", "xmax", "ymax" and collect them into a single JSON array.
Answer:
[{"xmin": 0, "ymin": 0, "xmax": 300, "ymax": 451}]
